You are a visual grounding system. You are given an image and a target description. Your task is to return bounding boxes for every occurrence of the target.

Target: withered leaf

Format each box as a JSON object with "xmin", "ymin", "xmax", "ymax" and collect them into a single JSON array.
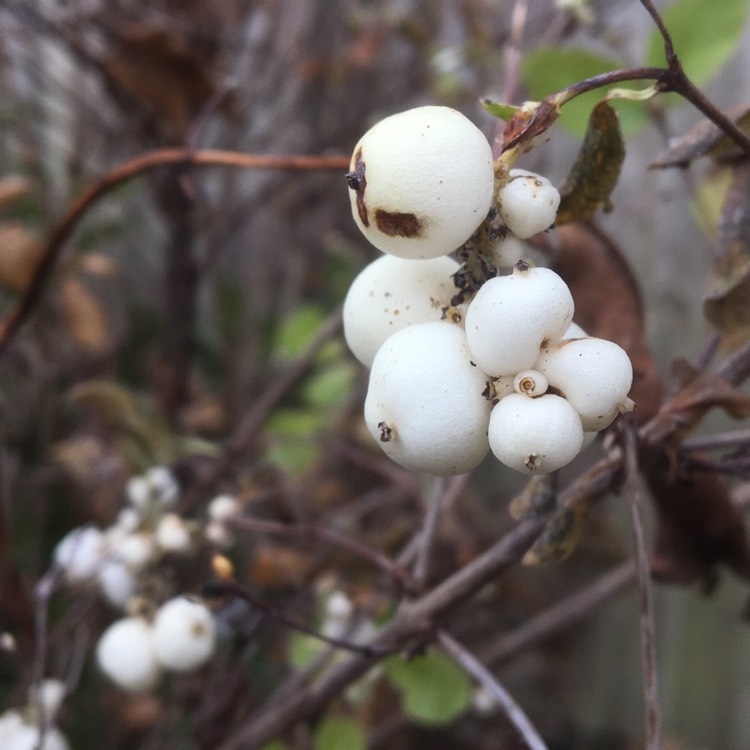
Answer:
[
  {"xmin": 651, "ymin": 104, "xmax": 750, "ymax": 169},
  {"xmin": 642, "ymin": 358, "xmax": 750, "ymax": 447},
  {"xmin": 556, "ymin": 101, "xmax": 625, "ymax": 225},
  {"xmin": 547, "ymin": 222, "xmax": 663, "ymax": 424},
  {"xmin": 0, "ymin": 222, "xmax": 45, "ymax": 293},
  {"xmin": 703, "ymin": 161, "xmax": 750, "ymax": 342},
  {"xmin": 501, "ymin": 99, "xmax": 561, "ymax": 153},
  {"xmin": 643, "ymin": 453, "xmax": 750, "ymax": 588},
  {"xmin": 0, "ymin": 175, "xmax": 33, "ymax": 211},
  {"xmin": 103, "ymin": 23, "xmax": 218, "ymax": 141},
  {"xmin": 59, "ymin": 276, "xmax": 111, "ymax": 353},
  {"xmin": 522, "ymin": 503, "xmax": 587, "ymax": 565}
]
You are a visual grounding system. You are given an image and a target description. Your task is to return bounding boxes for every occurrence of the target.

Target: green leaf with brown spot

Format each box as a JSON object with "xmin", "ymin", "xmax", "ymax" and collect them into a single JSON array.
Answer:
[
  {"xmin": 556, "ymin": 101, "xmax": 625, "ymax": 225},
  {"xmin": 704, "ymin": 162, "xmax": 750, "ymax": 342}
]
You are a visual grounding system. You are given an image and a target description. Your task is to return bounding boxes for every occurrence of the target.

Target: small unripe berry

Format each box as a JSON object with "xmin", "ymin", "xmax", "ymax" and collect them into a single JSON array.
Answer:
[
  {"xmin": 497, "ymin": 169, "xmax": 560, "ymax": 239},
  {"xmin": 344, "ymin": 254, "xmax": 463, "ymax": 366},
  {"xmin": 464, "ymin": 263, "xmax": 574, "ymax": 377},
  {"xmin": 488, "ymin": 393, "xmax": 584, "ymax": 474},
  {"xmin": 364, "ymin": 321, "xmax": 491, "ymax": 475},
  {"xmin": 347, "ymin": 106, "xmax": 494, "ymax": 259}
]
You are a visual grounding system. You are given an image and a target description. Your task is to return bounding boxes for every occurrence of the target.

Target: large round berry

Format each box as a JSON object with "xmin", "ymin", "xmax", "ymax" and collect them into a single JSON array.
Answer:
[
  {"xmin": 346, "ymin": 106, "xmax": 494, "ymax": 259},
  {"xmin": 364, "ymin": 321, "xmax": 491, "ymax": 475},
  {"xmin": 343, "ymin": 254, "xmax": 462, "ymax": 367}
]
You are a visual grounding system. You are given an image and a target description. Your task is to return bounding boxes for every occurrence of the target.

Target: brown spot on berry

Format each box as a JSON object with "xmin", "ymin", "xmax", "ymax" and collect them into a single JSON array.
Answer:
[
  {"xmin": 375, "ymin": 209, "xmax": 422, "ymax": 238},
  {"xmin": 347, "ymin": 148, "xmax": 369, "ymax": 227}
]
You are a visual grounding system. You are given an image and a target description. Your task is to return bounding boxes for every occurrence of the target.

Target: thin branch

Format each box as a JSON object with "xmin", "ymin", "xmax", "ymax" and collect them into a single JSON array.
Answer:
[
  {"xmin": 482, "ymin": 561, "xmax": 636, "ymax": 667},
  {"xmin": 438, "ymin": 631, "xmax": 549, "ymax": 750},
  {"xmin": 0, "ymin": 148, "xmax": 349, "ymax": 357},
  {"xmin": 639, "ymin": 0, "xmax": 677, "ymax": 65},
  {"xmin": 623, "ymin": 419, "xmax": 662, "ymax": 750},
  {"xmin": 203, "ymin": 580, "xmax": 392, "ymax": 659},
  {"xmin": 413, "ymin": 476, "xmax": 448, "ymax": 586},
  {"xmin": 682, "ymin": 428, "xmax": 750, "ymax": 452},
  {"xmin": 229, "ymin": 515, "xmax": 419, "ymax": 594}
]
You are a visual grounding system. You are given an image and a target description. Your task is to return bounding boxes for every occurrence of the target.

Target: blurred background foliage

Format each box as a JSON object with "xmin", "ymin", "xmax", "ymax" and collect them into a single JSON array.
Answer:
[{"xmin": 0, "ymin": 0, "xmax": 749, "ymax": 748}]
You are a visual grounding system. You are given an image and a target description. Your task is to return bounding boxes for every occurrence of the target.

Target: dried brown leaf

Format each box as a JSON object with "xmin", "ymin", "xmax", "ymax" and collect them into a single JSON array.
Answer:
[
  {"xmin": 500, "ymin": 99, "xmax": 561, "ymax": 153},
  {"xmin": 547, "ymin": 222, "xmax": 663, "ymax": 424},
  {"xmin": 103, "ymin": 23, "xmax": 217, "ymax": 141},
  {"xmin": 0, "ymin": 175, "xmax": 33, "ymax": 211},
  {"xmin": 651, "ymin": 104, "xmax": 750, "ymax": 169},
  {"xmin": 0, "ymin": 222, "xmax": 45, "ymax": 292},
  {"xmin": 59, "ymin": 276, "xmax": 111, "ymax": 352},
  {"xmin": 704, "ymin": 161, "xmax": 750, "ymax": 342},
  {"xmin": 642, "ymin": 358, "xmax": 750, "ymax": 446}
]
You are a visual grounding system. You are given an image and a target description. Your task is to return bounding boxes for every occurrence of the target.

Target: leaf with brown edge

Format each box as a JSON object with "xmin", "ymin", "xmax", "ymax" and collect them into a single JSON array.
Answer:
[
  {"xmin": 480, "ymin": 98, "xmax": 521, "ymax": 122},
  {"xmin": 522, "ymin": 502, "xmax": 588, "ymax": 566},
  {"xmin": 643, "ymin": 452, "xmax": 750, "ymax": 590},
  {"xmin": 650, "ymin": 104, "xmax": 750, "ymax": 169},
  {"xmin": 0, "ymin": 222, "xmax": 45, "ymax": 293},
  {"xmin": 556, "ymin": 101, "xmax": 625, "ymax": 225},
  {"xmin": 544, "ymin": 221, "xmax": 663, "ymax": 425},
  {"xmin": 704, "ymin": 162, "xmax": 750, "ymax": 343},
  {"xmin": 642, "ymin": 358, "xmax": 750, "ymax": 447},
  {"xmin": 500, "ymin": 99, "xmax": 561, "ymax": 154}
]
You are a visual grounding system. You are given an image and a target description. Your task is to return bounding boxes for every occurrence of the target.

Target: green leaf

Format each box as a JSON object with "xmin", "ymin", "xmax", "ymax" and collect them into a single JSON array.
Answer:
[
  {"xmin": 266, "ymin": 408, "xmax": 324, "ymax": 475},
  {"xmin": 288, "ymin": 632, "xmax": 325, "ymax": 669},
  {"xmin": 301, "ymin": 359, "xmax": 356, "ymax": 408},
  {"xmin": 645, "ymin": 0, "xmax": 750, "ymax": 86},
  {"xmin": 521, "ymin": 48, "xmax": 648, "ymax": 136},
  {"xmin": 261, "ymin": 742, "xmax": 287, "ymax": 750},
  {"xmin": 385, "ymin": 650, "xmax": 471, "ymax": 726},
  {"xmin": 274, "ymin": 304, "xmax": 326, "ymax": 360},
  {"xmin": 480, "ymin": 98, "xmax": 521, "ymax": 121},
  {"xmin": 313, "ymin": 717, "xmax": 365, "ymax": 750},
  {"xmin": 556, "ymin": 101, "xmax": 626, "ymax": 225}
]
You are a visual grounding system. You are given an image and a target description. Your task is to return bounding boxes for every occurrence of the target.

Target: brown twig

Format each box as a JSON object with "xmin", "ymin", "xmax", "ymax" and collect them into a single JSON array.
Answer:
[
  {"xmin": 229, "ymin": 515, "xmax": 419, "ymax": 594},
  {"xmin": 438, "ymin": 630, "xmax": 549, "ymax": 750},
  {"xmin": 623, "ymin": 419, "xmax": 662, "ymax": 750},
  {"xmin": 413, "ymin": 476, "xmax": 448, "ymax": 586},
  {"xmin": 482, "ymin": 561, "xmax": 636, "ymax": 667},
  {"xmin": 0, "ymin": 148, "xmax": 349, "ymax": 358}
]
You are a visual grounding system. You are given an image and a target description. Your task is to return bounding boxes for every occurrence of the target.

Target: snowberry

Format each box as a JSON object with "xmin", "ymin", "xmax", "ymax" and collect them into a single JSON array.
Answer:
[
  {"xmin": 54, "ymin": 526, "xmax": 105, "ymax": 582},
  {"xmin": 126, "ymin": 466, "xmax": 179, "ymax": 511},
  {"xmin": 115, "ymin": 532, "xmax": 155, "ymax": 571},
  {"xmin": 497, "ymin": 169, "xmax": 560, "ymax": 239},
  {"xmin": 151, "ymin": 597, "xmax": 216, "ymax": 672},
  {"xmin": 536, "ymin": 337, "xmax": 633, "ymax": 431},
  {"xmin": 97, "ymin": 560, "xmax": 136, "ymax": 608},
  {"xmin": 562, "ymin": 321, "xmax": 587, "ymax": 339},
  {"xmin": 96, "ymin": 617, "xmax": 161, "ymax": 692},
  {"xmin": 364, "ymin": 321, "xmax": 491, "ymax": 475},
  {"xmin": 28, "ymin": 679, "xmax": 66, "ymax": 720},
  {"xmin": 464, "ymin": 263, "xmax": 574, "ymax": 377},
  {"xmin": 343, "ymin": 254, "xmax": 463, "ymax": 367},
  {"xmin": 5, "ymin": 723, "xmax": 69, "ymax": 750},
  {"xmin": 155, "ymin": 514, "xmax": 192, "ymax": 553},
  {"xmin": 208, "ymin": 494, "xmax": 240, "ymax": 521},
  {"xmin": 488, "ymin": 393, "xmax": 584, "ymax": 474},
  {"xmin": 491, "ymin": 233, "xmax": 527, "ymax": 267},
  {"xmin": 346, "ymin": 106, "xmax": 494, "ymax": 259}
]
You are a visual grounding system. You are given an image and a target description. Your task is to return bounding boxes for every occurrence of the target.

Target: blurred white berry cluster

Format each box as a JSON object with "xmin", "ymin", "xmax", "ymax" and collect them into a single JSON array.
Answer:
[
  {"xmin": 0, "ymin": 679, "xmax": 69, "ymax": 750},
  {"xmin": 344, "ymin": 105, "xmax": 634, "ymax": 476},
  {"xmin": 52, "ymin": 466, "xmax": 242, "ymax": 692}
]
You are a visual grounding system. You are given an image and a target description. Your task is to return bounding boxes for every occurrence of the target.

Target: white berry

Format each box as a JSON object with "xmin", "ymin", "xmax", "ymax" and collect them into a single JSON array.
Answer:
[
  {"xmin": 364, "ymin": 321, "xmax": 491, "ymax": 475},
  {"xmin": 497, "ymin": 169, "xmax": 560, "ymax": 239},
  {"xmin": 347, "ymin": 106, "xmax": 494, "ymax": 259},
  {"xmin": 54, "ymin": 526, "xmax": 104, "ymax": 582},
  {"xmin": 464, "ymin": 263, "xmax": 574, "ymax": 377},
  {"xmin": 536, "ymin": 337, "xmax": 633, "ymax": 431},
  {"xmin": 343, "ymin": 254, "xmax": 462, "ymax": 367},
  {"xmin": 488, "ymin": 393, "xmax": 584, "ymax": 474},
  {"xmin": 513, "ymin": 369, "xmax": 548, "ymax": 397},
  {"xmin": 96, "ymin": 617, "xmax": 161, "ymax": 692},
  {"xmin": 152, "ymin": 597, "xmax": 216, "ymax": 672}
]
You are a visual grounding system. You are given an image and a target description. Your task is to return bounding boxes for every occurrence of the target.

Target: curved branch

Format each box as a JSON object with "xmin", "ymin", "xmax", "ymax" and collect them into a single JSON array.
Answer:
[{"xmin": 0, "ymin": 149, "xmax": 350, "ymax": 357}]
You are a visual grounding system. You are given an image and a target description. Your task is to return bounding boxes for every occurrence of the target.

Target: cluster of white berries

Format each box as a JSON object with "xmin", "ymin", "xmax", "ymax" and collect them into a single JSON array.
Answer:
[
  {"xmin": 0, "ymin": 679, "xmax": 69, "ymax": 750},
  {"xmin": 52, "ymin": 466, "xmax": 242, "ymax": 692},
  {"xmin": 344, "ymin": 106, "xmax": 634, "ymax": 476},
  {"xmin": 96, "ymin": 596, "xmax": 217, "ymax": 692}
]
